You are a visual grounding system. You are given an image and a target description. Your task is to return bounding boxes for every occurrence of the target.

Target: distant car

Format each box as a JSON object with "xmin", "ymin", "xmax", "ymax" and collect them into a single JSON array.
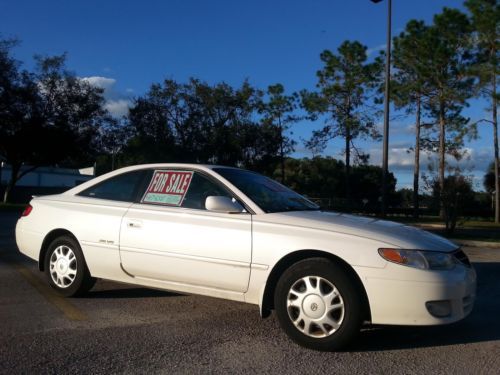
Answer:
[{"xmin": 16, "ymin": 164, "xmax": 476, "ymax": 350}]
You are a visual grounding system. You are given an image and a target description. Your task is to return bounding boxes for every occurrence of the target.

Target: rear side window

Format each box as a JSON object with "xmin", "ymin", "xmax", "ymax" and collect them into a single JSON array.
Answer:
[{"xmin": 78, "ymin": 170, "xmax": 145, "ymax": 202}]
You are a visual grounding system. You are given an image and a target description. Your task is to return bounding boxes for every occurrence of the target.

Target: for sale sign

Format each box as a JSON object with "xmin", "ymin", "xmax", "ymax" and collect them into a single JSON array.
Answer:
[{"xmin": 141, "ymin": 170, "xmax": 193, "ymax": 206}]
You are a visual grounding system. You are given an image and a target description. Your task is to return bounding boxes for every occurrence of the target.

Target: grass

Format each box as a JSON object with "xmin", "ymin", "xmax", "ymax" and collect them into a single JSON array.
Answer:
[
  {"xmin": 388, "ymin": 215, "xmax": 500, "ymax": 243},
  {"xmin": 393, "ymin": 215, "xmax": 500, "ymax": 228},
  {"xmin": 446, "ymin": 232, "xmax": 500, "ymax": 243}
]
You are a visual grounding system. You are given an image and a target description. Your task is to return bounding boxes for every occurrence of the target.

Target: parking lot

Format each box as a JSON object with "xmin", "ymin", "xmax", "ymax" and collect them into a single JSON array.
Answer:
[{"xmin": 1, "ymin": 211, "xmax": 499, "ymax": 374}]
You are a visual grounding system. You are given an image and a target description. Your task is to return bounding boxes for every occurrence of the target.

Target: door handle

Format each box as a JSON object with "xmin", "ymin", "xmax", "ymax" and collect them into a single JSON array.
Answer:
[{"xmin": 127, "ymin": 220, "xmax": 143, "ymax": 228}]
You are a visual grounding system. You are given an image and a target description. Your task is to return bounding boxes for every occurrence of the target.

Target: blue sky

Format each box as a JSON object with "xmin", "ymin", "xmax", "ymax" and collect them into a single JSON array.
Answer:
[{"xmin": 1, "ymin": 0, "xmax": 495, "ymax": 191}]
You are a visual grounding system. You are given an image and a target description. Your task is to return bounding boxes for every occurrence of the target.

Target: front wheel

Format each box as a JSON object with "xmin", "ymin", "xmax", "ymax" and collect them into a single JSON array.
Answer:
[
  {"xmin": 44, "ymin": 236, "xmax": 96, "ymax": 297},
  {"xmin": 274, "ymin": 258, "xmax": 364, "ymax": 351}
]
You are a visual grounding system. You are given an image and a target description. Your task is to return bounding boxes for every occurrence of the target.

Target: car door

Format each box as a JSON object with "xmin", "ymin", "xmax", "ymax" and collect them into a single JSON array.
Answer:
[
  {"xmin": 72, "ymin": 169, "xmax": 147, "ymax": 277},
  {"xmin": 119, "ymin": 169, "xmax": 252, "ymax": 293}
]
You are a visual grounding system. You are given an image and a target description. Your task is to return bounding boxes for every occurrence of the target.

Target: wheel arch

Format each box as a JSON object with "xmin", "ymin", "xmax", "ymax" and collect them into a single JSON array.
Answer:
[
  {"xmin": 260, "ymin": 249, "xmax": 371, "ymax": 322},
  {"xmin": 38, "ymin": 229, "xmax": 79, "ymax": 271}
]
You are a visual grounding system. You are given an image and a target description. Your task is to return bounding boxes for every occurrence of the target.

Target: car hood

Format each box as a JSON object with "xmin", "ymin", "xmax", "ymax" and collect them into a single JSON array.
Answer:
[{"xmin": 262, "ymin": 210, "xmax": 458, "ymax": 252}]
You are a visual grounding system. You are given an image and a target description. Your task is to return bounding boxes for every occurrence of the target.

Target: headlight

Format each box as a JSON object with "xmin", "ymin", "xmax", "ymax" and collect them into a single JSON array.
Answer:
[{"xmin": 378, "ymin": 248, "xmax": 456, "ymax": 270}]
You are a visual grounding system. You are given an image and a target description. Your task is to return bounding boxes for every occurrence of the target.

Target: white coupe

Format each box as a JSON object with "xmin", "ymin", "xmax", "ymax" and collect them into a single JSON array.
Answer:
[{"xmin": 16, "ymin": 164, "xmax": 476, "ymax": 350}]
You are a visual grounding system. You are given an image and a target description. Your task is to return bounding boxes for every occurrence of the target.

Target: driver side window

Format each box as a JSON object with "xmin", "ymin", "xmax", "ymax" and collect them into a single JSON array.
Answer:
[{"xmin": 181, "ymin": 173, "xmax": 232, "ymax": 210}]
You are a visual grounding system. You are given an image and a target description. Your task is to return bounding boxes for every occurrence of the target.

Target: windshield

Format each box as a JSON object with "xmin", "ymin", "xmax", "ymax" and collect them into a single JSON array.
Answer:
[{"xmin": 213, "ymin": 168, "xmax": 320, "ymax": 213}]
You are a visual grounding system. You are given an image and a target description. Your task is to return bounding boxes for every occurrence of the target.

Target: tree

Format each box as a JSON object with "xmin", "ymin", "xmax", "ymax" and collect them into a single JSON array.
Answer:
[
  {"xmin": 431, "ymin": 174, "xmax": 475, "ymax": 234},
  {"xmin": 124, "ymin": 78, "xmax": 281, "ymax": 171},
  {"xmin": 280, "ymin": 157, "xmax": 345, "ymax": 202},
  {"xmin": 187, "ymin": 79, "xmax": 261, "ymax": 166},
  {"xmin": 392, "ymin": 20, "xmax": 432, "ymax": 218},
  {"xmin": 484, "ymin": 161, "xmax": 498, "ymax": 193},
  {"xmin": 277, "ymin": 157, "xmax": 397, "ymax": 212},
  {"xmin": 34, "ymin": 55, "xmax": 109, "ymax": 166},
  {"xmin": 301, "ymin": 41, "xmax": 382, "ymax": 204},
  {"xmin": 96, "ymin": 118, "xmax": 132, "ymax": 172},
  {"xmin": 0, "ymin": 40, "xmax": 109, "ymax": 202},
  {"xmin": 124, "ymin": 80, "xmax": 180, "ymax": 165},
  {"xmin": 258, "ymin": 84, "xmax": 299, "ymax": 183},
  {"xmin": 465, "ymin": 0, "xmax": 499, "ymax": 223},
  {"xmin": 0, "ymin": 39, "xmax": 39, "ymax": 202},
  {"xmin": 423, "ymin": 9, "xmax": 476, "ymax": 217}
]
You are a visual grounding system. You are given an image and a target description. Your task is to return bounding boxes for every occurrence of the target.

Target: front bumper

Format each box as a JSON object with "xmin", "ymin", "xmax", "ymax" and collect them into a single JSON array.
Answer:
[{"xmin": 357, "ymin": 262, "xmax": 477, "ymax": 326}]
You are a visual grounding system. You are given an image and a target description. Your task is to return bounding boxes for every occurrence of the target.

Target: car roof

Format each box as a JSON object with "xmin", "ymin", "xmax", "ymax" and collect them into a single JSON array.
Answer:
[
  {"xmin": 116, "ymin": 163, "xmax": 235, "ymax": 171},
  {"xmin": 61, "ymin": 163, "xmax": 241, "ymax": 196}
]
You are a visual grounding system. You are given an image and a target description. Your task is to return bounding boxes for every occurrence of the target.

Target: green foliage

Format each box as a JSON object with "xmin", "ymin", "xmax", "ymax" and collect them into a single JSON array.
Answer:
[
  {"xmin": 302, "ymin": 41, "xmax": 382, "ymax": 158},
  {"xmin": 423, "ymin": 8, "xmax": 477, "ymax": 154},
  {"xmin": 393, "ymin": 9, "xmax": 477, "ymax": 157},
  {"xmin": 396, "ymin": 188, "xmax": 414, "ymax": 208},
  {"xmin": 276, "ymin": 157, "xmax": 397, "ymax": 212},
  {"xmin": 484, "ymin": 162, "xmax": 498, "ymax": 193},
  {"xmin": 465, "ymin": 0, "xmax": 499, "ymax": 93},
  {"xmin": 431, "ymin": 174, "xmax": 475, "ymax": 233},
  {"xmin": 258, "ymin": 83, "xmax": 299, "ymax": 182},
  {"xmin": 0, "ymin": 40, "xmax": 109, "ymax": 202},
  {"xmin": 465, "ymin": 0, "xmax": 499, "ymax": 223},
  {"xmin": 301, "ymin": 41, "xmax": 383, "ymax": 203},
  {"xmin": 392, "ymin": 20, "xmax": 433, "ymax": 217},
  {"xmin": 391, "ymin": 8, "xmax": 477, "ymax": 218},
  {"xmin": 280, "ymin": 157, "xmax": 345, "ymax": 199},
  {"xmin": 122, "ymin": 78, "xmax": 282, "ymax": 173},
  {"xmin": 392, "ymin": 20, "xmax": 431, "ymax": 112}
]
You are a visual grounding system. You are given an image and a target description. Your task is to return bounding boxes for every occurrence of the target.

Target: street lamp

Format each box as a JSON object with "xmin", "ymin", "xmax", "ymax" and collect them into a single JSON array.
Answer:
[{"xmin": 371, "ymin": 0, "xmax": 392, "ymax": 217}]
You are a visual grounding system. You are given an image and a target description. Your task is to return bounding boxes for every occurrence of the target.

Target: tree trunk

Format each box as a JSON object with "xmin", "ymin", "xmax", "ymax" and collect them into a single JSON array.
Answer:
[
  {"xmin": 3, "ymin": 164, "xmax": 20, "ymax": 204},
  {"xmin": 278, "ymin": 116, "xmax": 285, "ymax": 184},
  {"xmin": 345, "ymin": 131, "xmax": 351, "ymax": 208},
  {"xmin": 438, "ymin": 100, "xmax": 446, "ymax": 219},
  {"xmin": 413, "ymin": 95, "xmax": 421, "ymax": 219},
  {"xmin": 492, "ymin": 70, "xmax": 499, "ymax": 223}
]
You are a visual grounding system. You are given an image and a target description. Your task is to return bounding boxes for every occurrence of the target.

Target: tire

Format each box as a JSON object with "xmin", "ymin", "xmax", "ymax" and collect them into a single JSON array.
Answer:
[
  {"xmin": 274, "ymin": 257, "xmax": 364, "ymax": 351},
  {"xmin": 44, "ymin": 235, "xmax": 96, "ymax": 297}
]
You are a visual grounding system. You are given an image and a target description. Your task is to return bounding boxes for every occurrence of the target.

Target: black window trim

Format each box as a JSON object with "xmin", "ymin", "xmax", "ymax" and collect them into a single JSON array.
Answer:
[
  {"xmin": 132, "ymin": 167, "xmax": 255, "ymax": 214},
  {"xmin": 76, "ymin": 169, "xmax": 148, "ymax": 203}
]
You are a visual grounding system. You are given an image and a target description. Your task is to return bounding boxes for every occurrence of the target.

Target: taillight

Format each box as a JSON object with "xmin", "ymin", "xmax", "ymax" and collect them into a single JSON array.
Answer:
[{"xmin": 21, "ymin": 204, "xmax": 33, "ymax": 217}]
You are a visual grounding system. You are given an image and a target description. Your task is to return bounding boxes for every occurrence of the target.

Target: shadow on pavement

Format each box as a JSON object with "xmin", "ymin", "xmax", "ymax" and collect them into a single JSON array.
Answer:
[
  {"xmin": 83, "ymin": 287, "xmax": 183, "ymax": 299},
  {"xmin": 355, "ymin": 262, "xmax": 500, "ymax": 351}
]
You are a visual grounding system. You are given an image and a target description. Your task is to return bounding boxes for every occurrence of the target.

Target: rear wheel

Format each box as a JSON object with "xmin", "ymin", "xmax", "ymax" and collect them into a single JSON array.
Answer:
[
  {"xmin": 44, "ymin": 236, "xmax": 96, "ymax": 297},
  {"xmin": 274, "ymin": 257, "xmax": 363, "ymax": 351}
]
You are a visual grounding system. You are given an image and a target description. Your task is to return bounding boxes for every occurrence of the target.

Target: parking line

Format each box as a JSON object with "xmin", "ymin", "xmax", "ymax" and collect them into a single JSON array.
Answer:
[{"xmin": 7, "ymin": 258, "xmax": 88, "ymax": 321}]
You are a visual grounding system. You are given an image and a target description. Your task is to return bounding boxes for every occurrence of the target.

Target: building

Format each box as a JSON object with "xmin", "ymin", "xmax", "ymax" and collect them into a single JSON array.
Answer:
[{"xmin": 0, "ymin": 163, "xmax": 95, "ymax": 203}]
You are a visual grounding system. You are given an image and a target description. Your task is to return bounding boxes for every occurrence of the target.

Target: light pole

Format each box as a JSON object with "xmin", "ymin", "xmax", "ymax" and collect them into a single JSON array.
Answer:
[{"xmin": 371, "ymin": 0, "xmax": 392, "ymax": 217}]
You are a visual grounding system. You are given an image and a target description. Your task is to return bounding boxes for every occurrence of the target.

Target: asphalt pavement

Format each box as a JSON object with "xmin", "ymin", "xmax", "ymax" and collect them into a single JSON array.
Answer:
[{"xmin": 1, "ymin": 211, "xmax": 499, "ymax": 374}]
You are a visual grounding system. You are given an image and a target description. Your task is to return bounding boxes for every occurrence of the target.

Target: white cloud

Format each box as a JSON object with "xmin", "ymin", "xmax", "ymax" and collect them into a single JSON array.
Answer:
[
  {"xmin": 369, "ymin": 147, "xmax": 418, "ymax": 170},
  {"xmin": 81, "ymin": 76, "xmax": 132, "ymax": 118},
  {"xmin": 375, "ymin": 121, "xmax": 416, "ymax": 137},
  {"xmin": 81, "ymin": 76, "xmax": 116, "ymax": 90},
  {"xmin": 367, "ymin": 44, "xmax": 386, "ymax": 56},
  {"xmin": 368, "ymin": 145, "xmax": 494, "ymax": 174},
  {"xmin": 104, "ymin": 99, "xmax": 131, "ymax": 118}
]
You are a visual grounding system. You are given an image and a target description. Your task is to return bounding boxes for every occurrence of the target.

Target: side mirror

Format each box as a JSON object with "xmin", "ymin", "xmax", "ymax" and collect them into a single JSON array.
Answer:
[{"xmin": 205, "ymin": 196, "xmax": 245, "ymax": 214}]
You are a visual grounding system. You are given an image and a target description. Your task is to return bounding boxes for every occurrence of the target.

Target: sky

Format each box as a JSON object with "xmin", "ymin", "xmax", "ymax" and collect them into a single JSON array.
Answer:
[{"xmin": 0, "ymin": 0, "xmax": 495, "ymax": 191}]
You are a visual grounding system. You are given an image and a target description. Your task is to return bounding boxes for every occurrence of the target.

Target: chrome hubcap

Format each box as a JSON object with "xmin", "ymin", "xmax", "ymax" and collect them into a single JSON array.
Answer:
[
  {"xmin": 287, "ymin": 276, "xmax": 345, "ymax": 338},
  {"xmin": 49, "ymin": 245, "xmax": 77, "ymax": 288}
]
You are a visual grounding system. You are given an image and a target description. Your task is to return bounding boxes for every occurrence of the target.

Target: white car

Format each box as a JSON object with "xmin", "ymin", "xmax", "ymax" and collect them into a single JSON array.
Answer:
[{"xmin": 16, "ymin": 164, "xmax": 476, "ymax": 350}]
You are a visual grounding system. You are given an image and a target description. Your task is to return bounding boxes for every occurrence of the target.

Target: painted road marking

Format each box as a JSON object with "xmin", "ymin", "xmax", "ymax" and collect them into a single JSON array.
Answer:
[{"xmin": 0, "ymin": 252, "xmax": 88, "ymax": 321}]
